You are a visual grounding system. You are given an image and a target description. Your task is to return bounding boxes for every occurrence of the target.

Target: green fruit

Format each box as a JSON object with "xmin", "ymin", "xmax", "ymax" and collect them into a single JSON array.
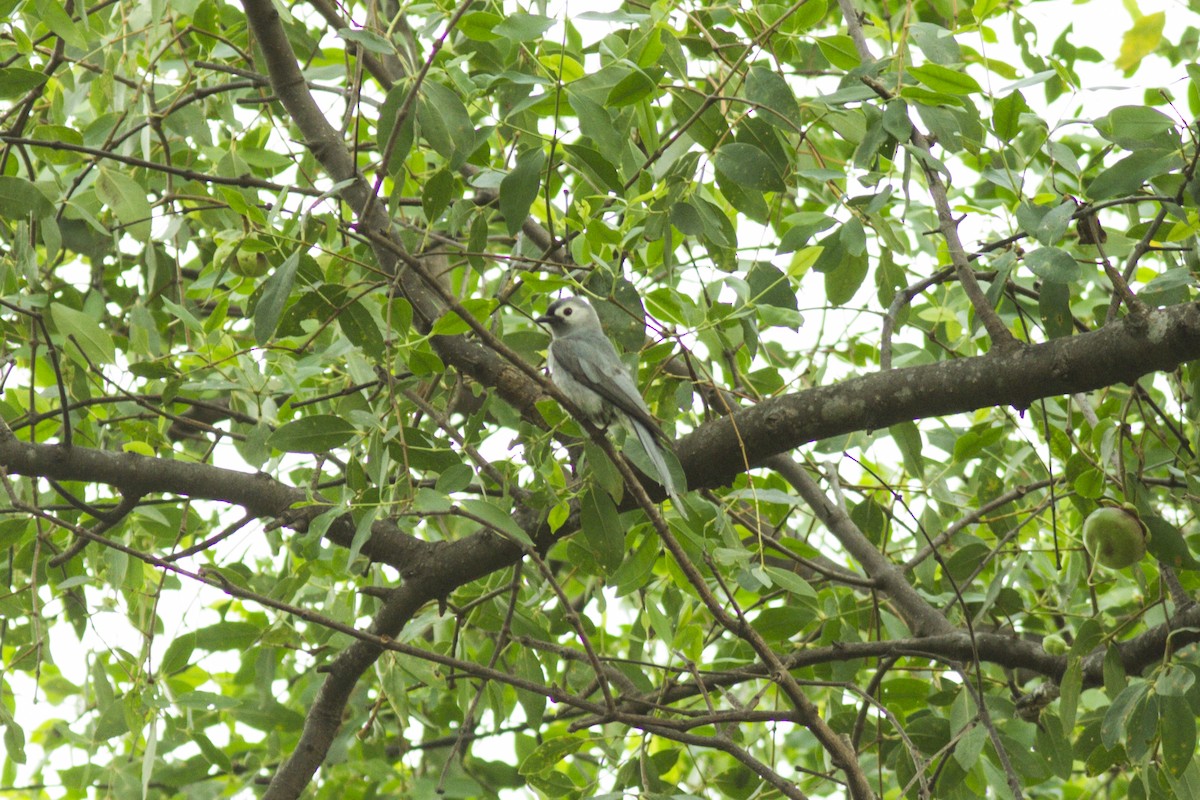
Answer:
[
  {"xmin": 1083, "ymin": 507, "xmax": 1146, "ymax": 569},
  {"xmin": 1042, "ymin": 634, "xmax": 1069, "ymax": 655},
  {"xmin": 232, "ymin": 250, "xmax": 270, "ymax": 277}
]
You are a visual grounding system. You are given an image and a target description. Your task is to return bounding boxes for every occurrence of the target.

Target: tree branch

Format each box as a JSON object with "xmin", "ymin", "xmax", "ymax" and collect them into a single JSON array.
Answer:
[{"xmin": 678, "ymin": 302, "xmax": 1200, "ymax": 490}]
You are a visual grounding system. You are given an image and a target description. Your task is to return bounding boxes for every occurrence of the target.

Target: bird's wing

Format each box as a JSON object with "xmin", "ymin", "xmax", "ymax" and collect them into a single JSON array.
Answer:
[{"xmin": 550, "ymin": 337, "xmax": 670, "ymax": 443}]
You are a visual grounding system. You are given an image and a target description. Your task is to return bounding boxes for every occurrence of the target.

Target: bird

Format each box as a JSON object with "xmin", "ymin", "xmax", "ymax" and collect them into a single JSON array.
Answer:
[{"xmin": 535, "ymin": 296, "xmax": 684, "ymax": 509}]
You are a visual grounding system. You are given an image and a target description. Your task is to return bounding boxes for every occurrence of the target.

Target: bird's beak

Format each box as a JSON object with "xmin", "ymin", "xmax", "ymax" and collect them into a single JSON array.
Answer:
[{"xmin": 534, "ymin": 313, "xmax": 552, "ymax": 325}]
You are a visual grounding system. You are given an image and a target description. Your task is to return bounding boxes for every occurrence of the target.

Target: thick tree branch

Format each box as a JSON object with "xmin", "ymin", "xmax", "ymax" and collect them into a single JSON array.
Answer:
[
  {"xmin": 0, "ymin": 423, "xmax": 428, "ymax": 568},
  {"xmin": 6, "ymin": 303, "xmax": 1200, "ymax": 640},
  {"xmin": 679, "ymin": 302, "xmax": 1200, "ymax": 490},
  {"xmin": 7, "ymin": 301, "xmax": 1199, "ymax": 598}
]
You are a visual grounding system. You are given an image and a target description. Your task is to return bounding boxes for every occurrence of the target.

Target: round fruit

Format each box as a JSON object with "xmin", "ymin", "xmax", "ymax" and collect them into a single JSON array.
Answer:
[
  {"xmin": 232, "ymin": 250, "xmax": 270, "ymax": 277},
  {"xmin": 1042, "ymin": 634, "xmax": 1069, "ymax": 655},
  {"xmin": 1083, "ymin": 507, "xmax": 1146, "ymax": 569}
]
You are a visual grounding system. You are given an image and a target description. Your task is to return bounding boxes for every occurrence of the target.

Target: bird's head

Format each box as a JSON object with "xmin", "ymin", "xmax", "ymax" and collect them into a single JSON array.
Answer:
[{"xmin": 535, "ymin": 296, "xmax": 600, "ymax": 337}]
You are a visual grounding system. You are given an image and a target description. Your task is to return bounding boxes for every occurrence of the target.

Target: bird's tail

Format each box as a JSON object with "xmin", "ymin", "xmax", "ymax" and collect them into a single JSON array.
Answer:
[{"xmin": 631, "ymin": 419, "xmax": 685, "ymax": 512}]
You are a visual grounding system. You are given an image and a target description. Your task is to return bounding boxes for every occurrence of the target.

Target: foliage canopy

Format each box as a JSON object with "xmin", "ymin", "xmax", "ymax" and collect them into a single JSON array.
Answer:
[{"xmin": 3, "ymin": 0, "xmax": 1200, "ymax": 798}]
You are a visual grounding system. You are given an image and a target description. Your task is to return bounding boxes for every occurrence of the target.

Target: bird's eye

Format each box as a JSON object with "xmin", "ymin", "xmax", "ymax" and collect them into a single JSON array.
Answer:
[{"xmin": 563, "ymin": 307, "xmax": 573, "ymax": 316}]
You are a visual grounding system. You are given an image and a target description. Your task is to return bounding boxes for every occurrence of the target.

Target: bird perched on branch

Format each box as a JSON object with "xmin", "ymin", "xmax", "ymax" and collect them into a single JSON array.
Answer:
[{"xmin": 536, "ymin": 296, "xmax": 683, "ymax": 509}]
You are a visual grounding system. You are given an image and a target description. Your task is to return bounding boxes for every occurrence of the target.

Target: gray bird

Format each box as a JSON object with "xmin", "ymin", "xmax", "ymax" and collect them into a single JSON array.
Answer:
[{"xmin": 536, "ymin": 296, "xmax": 683, "ymax": 508}]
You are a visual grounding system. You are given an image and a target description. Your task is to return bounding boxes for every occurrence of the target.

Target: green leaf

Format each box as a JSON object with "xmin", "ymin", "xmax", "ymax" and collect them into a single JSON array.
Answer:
[
  {"xmin": 159, "ymin": 633, "xmax": 196, "ymax": 675},
  {"xmin": 0, "ymin": 176, "xmax": 51, "ymax": 220},
  {"xmin": 494, "ymin": 13, "xmax": 554, "ymax": 42},
  {"xmin": 253, "ymin": 249, "xmax": 301, "ymax": 345},
  {"xmin": 952, "ymin": 723, "xmax": 987, "ymax": 771},
  {"xmin": 825, "ymin": 250, "xmax": 869, "ymax": 305},
  {"xmin": 512, "ymin": 647, "xmax": 547, "ymax": 726},
  {"xmin": 1155, "ymin": 665, "xmax": 1196, "ymax": 697},
  {"xmin": 882, "ymin": 99, "xmax": 912, "ymax": 140},
  {"xmin": 916, "ymin": 105, "xmax": 963, "ymax": 152},
  {"xmin": 1034, "ymin": 200, "xmax": 1077, "ymax": 246},
  {"xmin": 750, "ymin": 605, "xmax": 811, "ymax": 643},
  {"xmin": 563, "ymin": 143, "xmax": 622, "ymax": 193},
  {"xmin": 1071, "ymin": 618, "xmax": 1103, "ymax": 657},
  {"xmin": 580, "ymin": 486, "xmax": 624, "ymax": 575},
  {"xmin": 1086, "ymin": 149, "xmax": 1181, "ymax": 199},
  {"xmin": 719, "ymin": 170, "xmax": 770, "ymax": 225},
  {"xmin": 745, "ymin": 66, "xmax": 801, "ymax": 128},
  {"xmin": 908, "ymin": 63, "xmax": 982, "ymax": 94},
  {"xmin": 611, "ymin": 529, "xmax": 660, "ymax": 596},
  {"xmin": 337, "ymin": 300, "xmax": 384, "ymax": 360},
  {"xmin": 1039, "ymin": 281, "xmax": 1073, "ymax": 339},
  {"xmin": 230, "ymin": 700, "xmax": 304, "ymax": 732},
  {"xmin": 438, "ymin": 299, "xmax": 495, "ymax": 339},
  {"xmin": 1127, "ymin": 690, "xmax": 1158, "ymax": 763},
  {"xmin": 1060, "ymin": 661, "xmax": 1082, "ymax": 736},
  {"xmin": 1188, "ymin": 63, "xmax": 1200, "ymax": 107},
  {"xmin": 713, "ymin": 142, "xmax": 786, "ymax": 192},
  {"xmin": 890, "ymin": 422, "xmax": 925, "ymax": 478},
  {"xmin": 670, "ymin": 197, "xmax": 734, "ymax": 248},
  {"xmin": 519, "ymin": 735, "xmax": 585, "ymax": 777},
  {"xmin": 347, "ymin": 505, "xmax": 377, "ymax": 567},
  {"xmin": 816, "ymin": 35, "xmax": 861, "ymax": 69},
  {"xmin": 499, "ymin": 148, "xmax": 545, "ymax": 237},
  {"xmin": 421, "ymin": 167, "xmax": 456, "ymax": 222},
  {"xmin": 992, "ymin": 89, "xmax": 1029, "ymax": 142},
  {"xmin": 570, "ymin": 92, "xmax": 625, "ymax": 162},
  {"xmin": 909, "ymin": 22, "xmax": 962, "ymax": 65},
  {"xmin": 338, "ymin": 27, "xmax": 395, "ymax": 54},
  {"xmin": 787, "ymin": 0, "xmax": 825, "ymax": 29},
  {"xmin": 762, "ymin": 566, "xmax": 818, "ymax": 605},
  {"xmin": 3, "ymin": 715, "xmax": 26, "ymax": 765},
  {"xmin": 670, "ymin": 201, "xmax": 704, "ymax": 237},
  {"xmin": 1163, "ymin": 758, "xmax": 1200, "ymax": 798},
  {"xmin": 0, "ymin": 67, "xmax": 48, "ymax": 99},
  {"xmin": 463, "ymin": 212, "xmax": 488, "ymax": 271},
  {"xmin": 605, "ymin": 65, "xmax": 660, "ymax": 107},
  {"xmin": 34, "ymin": 0, "xmax": 88, "ymax": 49},
  {"xmin": 1103, "ymin": 643, "xmax": 1127, "ymax": 698},
  {"xmin": 460, "ymin": 499, "xmax": 533, "ymax": 547},
  {"xmin": 161, "ymin": 297, "xmax": 203, "ymax": 335},
  {"xmin": 50, "ymin": 303, "xmax": 116, "ymax": 366},
  {"xmin": 458, "ymin": 11, "xmax": 502, "ymax": 40},
  {"xmin": 1037, "ymin": 715, "xmax": 1075, "ymax": 780},
  {"xmin": 378, "ymin": 83, "xmax": 416, "ymax": 173},
  {"xmin": 1141, "ymin": 510, "xmax": 1200, "ymax": 569},
  {"xmin": 538, "ymin": 52, "xmax": 585, "ymax": 83},
  {"xmin": 746, "ymin": 262, "xmax": 797, "ymax": 310},
  {"xmin": 1115, "ymin": 11, "xmax": 1164, "ymax": 72},
  {"xmin": 193, "ymin": 621, "xmax": 265, "ymax": 651},
  {"xmin": 1101, "ymin": 681, "xmax": 1148, "ymax": 750},
  {"xmin": 672, "ymin": 91, "xmax": 728, "ymax": 150},
  {"xmin": 95, "ymin": 168, "xmax": 152, "ymax": 238},
  {"xmin": 578, "ymin": 440, "xmax": 623, "ymax": 502},
  {"xmin": 1094, "ymin": 104, "xmax": 1176, "ymax": 150},
  {"xmin": 1025, "ymin": 247, "xmax": 1080, "ymax": 283},
  {"xmin": 31, "ymin": 125, "xmax": 83, "ymax": 165},
  {"xmin": 642, "ymin": 593, "xmax": 676, "ymax": 646},
  {"xmin": 778, "ymin": 213, "xmax": 836, "ymax": 254},
  {"xmin": 193, "ymin": 732, "xmax": 233, "ymax": 772},
  {"xmin": 417, "ymin": 81, "xmax": 475, "ymax": 169},
  {"xmin": 435, "ymin": 464, "xmax": 474, "ymax": 494},
  {"xmin": 268, "ymin": 415, "xmax": 358, "ymax": 453},
  {"xmin": 1162, "ymin": 699, "xmax": 1198, "ymax": 776}
]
